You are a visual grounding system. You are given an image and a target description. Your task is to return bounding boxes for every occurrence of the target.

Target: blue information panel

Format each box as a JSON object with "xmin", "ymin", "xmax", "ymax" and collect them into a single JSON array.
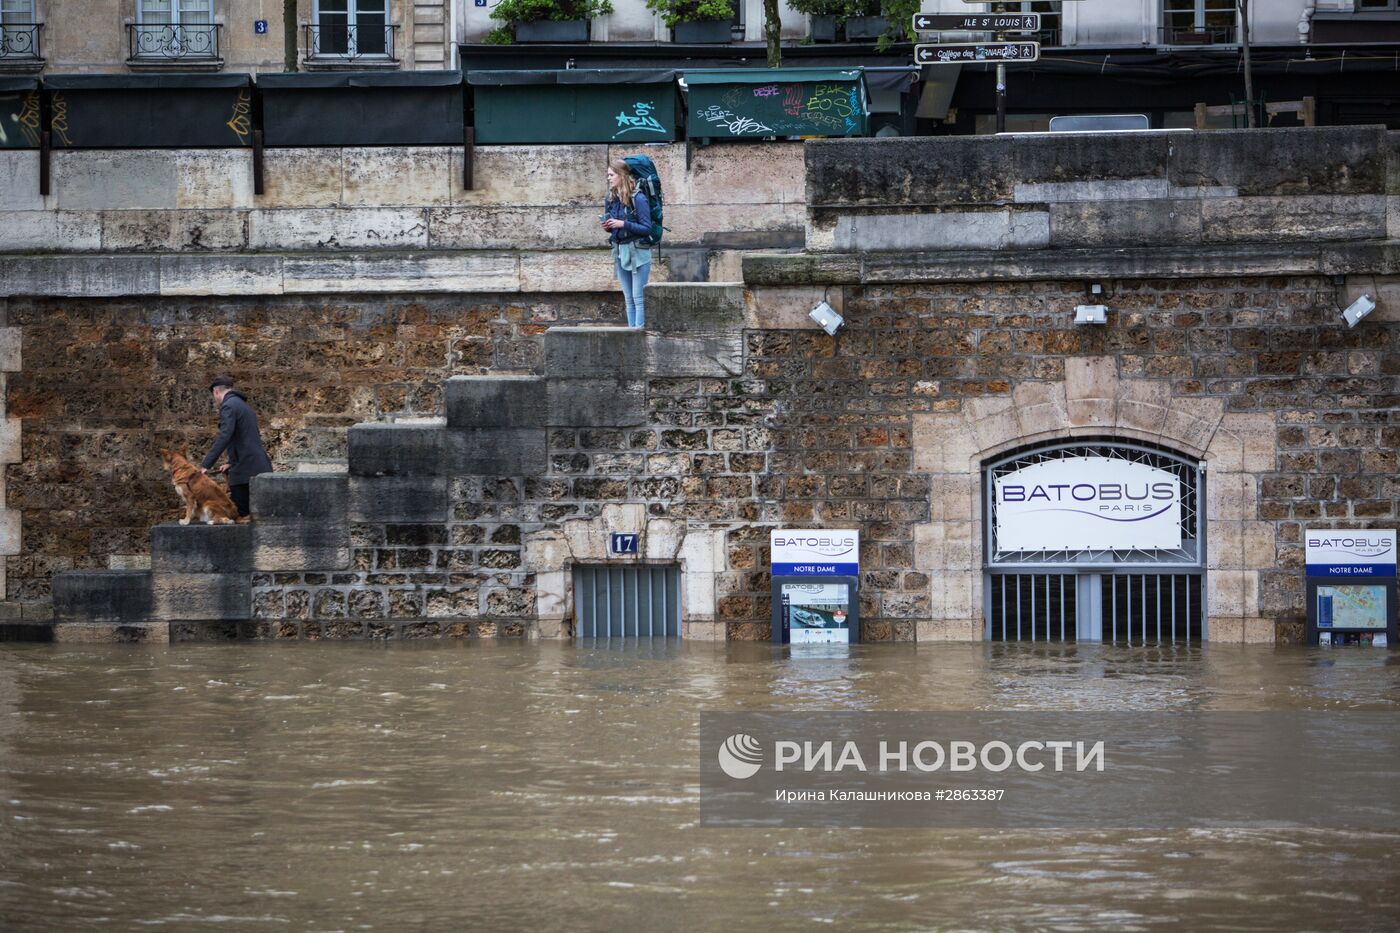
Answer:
[
  {"xmin": 771, "ymin": 529, "xmax": 860, "ymax": 645},
  {"xmin": 1305, "ymin": 530, "xmax": 1396, "ymax": 647}
]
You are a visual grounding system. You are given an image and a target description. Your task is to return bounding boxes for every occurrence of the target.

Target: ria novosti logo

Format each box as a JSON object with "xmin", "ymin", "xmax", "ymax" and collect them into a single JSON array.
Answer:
[{"xmin": 717, "ymin": 733, "xmax": 764, "ymax": 779}]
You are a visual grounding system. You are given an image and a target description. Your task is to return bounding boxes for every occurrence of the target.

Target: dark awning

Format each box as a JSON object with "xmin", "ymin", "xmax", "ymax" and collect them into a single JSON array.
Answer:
[
  {"xmin": 466, "ymin": 68, "xmax": 677, "ymax": 86},
  {"xmin": 42, "ymin": 73, "xmax": 252, "ymax": 89},
  {"xmin": 257, "ymin": 70, "xmax": 462, "ymax": 89},
  {"xmin": 863, "ymin": 66, "xmax": 919, "ymax": 94},
  {"xmin": 0, "ymin": 76, "xmax": 40, "ymax": 92},
  {"xmin": 684, "ymin": 67, "xmax": 864, "ymax": 85}
]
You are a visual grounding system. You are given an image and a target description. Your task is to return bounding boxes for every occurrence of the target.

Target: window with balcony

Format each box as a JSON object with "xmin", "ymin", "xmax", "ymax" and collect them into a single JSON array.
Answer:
[
  {"xmin": 1162, "ymin": 0, "xmax": 1236, "ymax": 45},
  {"xmin": 1356, "ymin": 1, "xmax": 1400, "ymax": 10},
  {"xmin": 131, "ymin": 0, "xmax": 222, "ymax": 63},
  {"xmin": 0, "ymin": 0, "xmax": 42, "ymax": 66},
  {"xmin": 308, "ymin": 0, "xmax": 397, "ymax": 62},
  {"xmin": 993, "ymin": 2, "xmax": 1062, "ymax": 47}
]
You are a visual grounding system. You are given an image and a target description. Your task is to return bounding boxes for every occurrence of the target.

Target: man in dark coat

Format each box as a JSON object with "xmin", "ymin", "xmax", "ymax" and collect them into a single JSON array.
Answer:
[{"xmin": 201, "ymin": 375, "xmax": 273, "ymax": 518}]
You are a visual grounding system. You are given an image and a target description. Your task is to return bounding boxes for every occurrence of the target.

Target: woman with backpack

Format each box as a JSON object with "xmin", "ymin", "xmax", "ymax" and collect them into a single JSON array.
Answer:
[{"xmin": 602, "ymin": 158, "xmax": 654, "ymax": 329}]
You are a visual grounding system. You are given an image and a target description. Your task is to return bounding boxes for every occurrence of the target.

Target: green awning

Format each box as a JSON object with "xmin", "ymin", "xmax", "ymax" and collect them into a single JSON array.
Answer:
[
  {"xmin": 683, "ymin": 67, "xmax": 864, "ymax": 85},
  {"xmin": 467, "ymin": 69, "xmax": 676, "ymax": 86}
]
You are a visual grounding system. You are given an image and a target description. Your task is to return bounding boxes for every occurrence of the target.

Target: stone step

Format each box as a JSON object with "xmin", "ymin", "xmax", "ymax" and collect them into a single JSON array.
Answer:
[
  {"xmin": 150, "ymin": 523, "xmax": 253, "ymax": 574},
  {"xmin": 251, "ymin": 474, "xmax": 351, "ymax": 571},
  {"xmin": 52, "ymin": 570, "xmax": 153, "ymax": 625},
  {"xmin": 252, "ymin": 473, "xmax": 348, "ymax": 521},
  {"xmin": 647, "ymin": 282, "xmax": 745, "ymax": 335},
  {"xmin": 445, "ymin": 375, "xmax": 546, "ymax": 429},
  {"xmin": 348, "ymin": 421, "xmax": 446, "ymax": 476}
]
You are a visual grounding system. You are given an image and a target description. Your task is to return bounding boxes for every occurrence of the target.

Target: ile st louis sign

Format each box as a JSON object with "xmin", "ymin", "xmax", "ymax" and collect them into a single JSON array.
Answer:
[{"xmin": 912, "ymin": 13, "xmax": 1040, "ymax": 32}]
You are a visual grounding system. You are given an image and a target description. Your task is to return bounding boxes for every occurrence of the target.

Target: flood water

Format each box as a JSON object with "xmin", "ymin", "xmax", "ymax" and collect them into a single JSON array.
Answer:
[{"xmin": 2, "ymin": 641, "xmax": 1398, "ymax": 931}]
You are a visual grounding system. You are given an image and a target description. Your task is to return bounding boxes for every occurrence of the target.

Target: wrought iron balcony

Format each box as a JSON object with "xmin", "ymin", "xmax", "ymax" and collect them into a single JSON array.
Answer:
[
  {"xmin": 127, "ymin": 23, "xmax": 223, "ymax": 61},
  {"xmin": 304, "ymin": 23, "xmax": 399, "ymax": 62},
  {"xmin": 1159, "ymin": 24, "xmax": 1237, "ymax": 45},
  {"xmin": 0, "ymin": 22, "xmax": 43, "ymax": 62}
]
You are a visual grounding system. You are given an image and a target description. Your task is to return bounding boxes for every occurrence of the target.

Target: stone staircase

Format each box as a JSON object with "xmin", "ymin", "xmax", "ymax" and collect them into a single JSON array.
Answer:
[{"xmin": 47, "ymin": 284, "xmax": 746, "ymax": 642}]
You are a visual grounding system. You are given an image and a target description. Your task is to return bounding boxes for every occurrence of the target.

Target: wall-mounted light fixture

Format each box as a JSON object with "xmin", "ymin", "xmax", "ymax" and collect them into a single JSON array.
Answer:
[
  {"xmin": 1342, "ymin": 294, "xmax": 1375, "ymax": 328},
  {"xmin": 809, "ymin": 300, "xmax": 844, "ymax": 336},
  {"xmin": 1073, "ymin": 282, "xmax": 1109, "ymax": 325}
]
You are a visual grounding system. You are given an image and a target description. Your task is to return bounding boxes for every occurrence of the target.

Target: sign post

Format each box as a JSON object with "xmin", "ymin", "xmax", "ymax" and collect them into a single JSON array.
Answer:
[
  {"xmin": 914, "ymin": 2, "xmax": 1084, "ymax": 131},
  {"xmin": 1304, "ymin": 530, "xmax": 1397, "ymax": 647},
  {"xmin": 770, "ymin": 529, "xmax": 861, "ymax": 645}
]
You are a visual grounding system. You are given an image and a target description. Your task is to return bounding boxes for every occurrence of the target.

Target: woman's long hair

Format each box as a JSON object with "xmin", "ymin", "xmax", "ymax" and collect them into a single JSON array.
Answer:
[{"xmin": 608, "ymin": 159, "xmax": 636, "ymax": 210}]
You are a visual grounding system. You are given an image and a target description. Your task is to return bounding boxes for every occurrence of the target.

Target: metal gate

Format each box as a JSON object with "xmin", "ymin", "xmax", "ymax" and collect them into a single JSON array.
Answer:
[
  {"xmin": 988, "ymin": 572, "xmax": 1203, "ymax": 643},
  {"xmin": 573, "ymin": 565, "xmax": 681, "ymax": 638},
  {"xmin": 1101, "ymin": 573, "xmax": 1202, "ymax": 643},
  {"xmin": 983, "ymin": 440, "xmax": 1206, "ymax": 644},
  {"xmin": 988, "ymin": 573, "xmax": 1078, "ymax": 641}
]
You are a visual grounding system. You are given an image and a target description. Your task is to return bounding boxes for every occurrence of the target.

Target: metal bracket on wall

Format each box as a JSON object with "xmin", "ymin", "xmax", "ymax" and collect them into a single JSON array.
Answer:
[
  {"xmin": 463, "ymin": 126, "xmax": 474, "ymax": 190},
  {"xmin": 252, "ymin": 129, "xmax": 265, "ymax": 196},
  {"xmin": 39, "ymin": 130, "xmax": 50, "ymax": 196},
  {"xmin": 38, "ymin": 90, "xmax": 51, "ymax": 196}
]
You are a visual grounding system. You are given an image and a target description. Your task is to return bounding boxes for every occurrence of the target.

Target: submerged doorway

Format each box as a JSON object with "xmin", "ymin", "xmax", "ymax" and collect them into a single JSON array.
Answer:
[
  {"xmin": 572, "ymin": 565, "xmax": 682, "ymax": 638},
  {"xmin": 983, "ymin": 440, "xmax": 1205, "ymax": 644}
]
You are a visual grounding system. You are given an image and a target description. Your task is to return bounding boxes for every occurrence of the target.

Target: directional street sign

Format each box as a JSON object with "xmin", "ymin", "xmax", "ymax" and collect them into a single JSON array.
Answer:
[
  {"xmin": 913, "ymin": 13, "xmax": 1040, "ymax": 32},
  {"xmin": 915, "ymin": 42, "xmax": 1040, "ymax": 65}
]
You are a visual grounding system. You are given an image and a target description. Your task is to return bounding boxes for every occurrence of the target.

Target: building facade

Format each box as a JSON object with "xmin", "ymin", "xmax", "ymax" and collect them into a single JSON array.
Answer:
[
  {"xmin": 6, "ymin": 2, "xmax": 1400, "ymax": 75},
  {"xmin": 0, "ymin": 0, "xmax": 456, "ymax": 73}
]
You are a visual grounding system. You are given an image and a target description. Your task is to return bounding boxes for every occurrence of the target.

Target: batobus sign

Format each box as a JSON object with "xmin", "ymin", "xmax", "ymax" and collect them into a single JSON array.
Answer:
[
  {"xmin": 994, "ymin": 457, "xmax": 1182, "ymax": 552},
  {"xmin": 1305, "ymin": 531, "xmax": 1396, "ymax": 577},
  {"xmin": 771, "ymin": 530, "xmax": 860, "ymax": 645}
]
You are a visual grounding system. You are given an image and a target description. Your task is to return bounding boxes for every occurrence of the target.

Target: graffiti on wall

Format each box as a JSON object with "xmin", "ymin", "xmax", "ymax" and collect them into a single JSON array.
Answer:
[
  {"xmin": 226, "ymin": 87, "xmax": 252, "ymax": 145},
  {"xmin": 613, "ymin": 100, "xmax": 668, "ymax": 139},
  {"xmin": 697, "ymin": 104, "xmax": 774, "ymax": 136},
  {"xmin": 694, "ymin": 80, "xmax": 864, "ymax": 138}
]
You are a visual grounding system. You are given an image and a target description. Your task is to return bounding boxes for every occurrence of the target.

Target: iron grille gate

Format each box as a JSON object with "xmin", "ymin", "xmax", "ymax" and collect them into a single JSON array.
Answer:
[
  {"xmin": 988, "ymin": 572, "xmax": 1203, "ymax": 643},
  {"xmin": 573, "ymin": 565, "xmax": 681, "ymax": 638},
  {"xmin": 983, "ymin": 440, "xmax": 1206, "ymax": 644}
]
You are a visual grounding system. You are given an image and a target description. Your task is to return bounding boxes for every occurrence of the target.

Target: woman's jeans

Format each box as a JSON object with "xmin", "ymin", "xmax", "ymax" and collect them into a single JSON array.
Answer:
[{"xmin": 615, "ymin": 258, "xmax": 651, "ymax": 328}]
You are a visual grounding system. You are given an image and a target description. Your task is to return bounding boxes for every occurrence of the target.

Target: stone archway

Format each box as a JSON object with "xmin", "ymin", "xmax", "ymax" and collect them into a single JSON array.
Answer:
[
  {"xmin": 910, "ymin": 356, "xmax": 1277, "ymax": 643},
  {"xmin": 523, "ymin": 503, "xmax": 726, "ymax": 640}
]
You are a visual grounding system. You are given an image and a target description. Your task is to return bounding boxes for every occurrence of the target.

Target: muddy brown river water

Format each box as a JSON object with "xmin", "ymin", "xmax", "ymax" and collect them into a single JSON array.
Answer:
[{"xmin": 1, "ymin": 641, "xmax": 1398, "ymax": 931}]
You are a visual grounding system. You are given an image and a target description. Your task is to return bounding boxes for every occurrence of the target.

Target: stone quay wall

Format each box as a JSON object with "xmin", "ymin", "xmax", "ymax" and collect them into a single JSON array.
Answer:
[
  {"xmin": 802, "ymin": 126, "xmax": 1400, "ymax": 253},
  {"xmin": 8, "ymin": 126, "xmax": 1400, "ymax": 642},
  {"xmin": 1, "ymin": 142, "xmax": 805, "ymax": 290}
]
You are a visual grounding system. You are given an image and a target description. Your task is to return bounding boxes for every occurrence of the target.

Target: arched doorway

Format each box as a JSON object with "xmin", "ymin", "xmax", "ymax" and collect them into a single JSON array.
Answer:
[{"xmin": 982, "ymin": 438, "xmax": 1205, "ymax": 643}]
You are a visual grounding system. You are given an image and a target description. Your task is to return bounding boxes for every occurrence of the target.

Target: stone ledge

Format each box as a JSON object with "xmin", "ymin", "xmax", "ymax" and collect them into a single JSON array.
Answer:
[
  {"xmin": 0, "ymin": 250, "xmax": 641, "ymax": 298},
  {"xmin": 742, "ymin": 240, "xmax": 1400, "ymax": 287}
]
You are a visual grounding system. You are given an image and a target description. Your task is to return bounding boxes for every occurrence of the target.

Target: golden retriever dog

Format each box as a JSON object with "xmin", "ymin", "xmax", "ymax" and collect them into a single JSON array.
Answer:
[{"xmin": 158, "ymin": 445, "xmax": 245, "ymax": 525}]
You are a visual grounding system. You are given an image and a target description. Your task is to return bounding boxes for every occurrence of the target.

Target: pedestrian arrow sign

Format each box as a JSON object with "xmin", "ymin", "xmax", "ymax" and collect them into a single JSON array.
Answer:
[
  {"xmin": 915, "ymin": 42, "xmax": 1040, "ymax": 64},
  {"xmin": 912, "ymin": 13, "xmax": 1040, "ymax": 32}
]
